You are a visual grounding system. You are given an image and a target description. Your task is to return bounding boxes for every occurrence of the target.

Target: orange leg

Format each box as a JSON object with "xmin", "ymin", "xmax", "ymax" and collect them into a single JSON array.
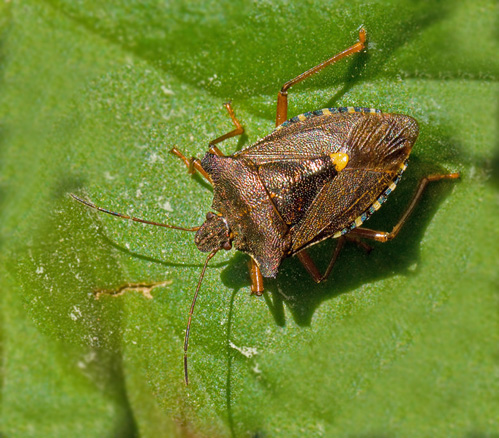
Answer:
[
  {"xmin": 170, "ymin": 102, "xmax": 244, "ymax": 183},
  {"xmin": 170, "ymin": 147, "xmax": 213, "ymax": 184},
  {"xmin": 350, "ymin": 173, "xmax": 460, "ymax": 242},
  {"xmin": 297, "ymin": 237, "xmax": 346, "ymax": 283},
  {"xmin": 296, "ymin": 172, "xmax": 459, "ymax": 281},
  {"xmin": 248, "ymin": 258, "xmax": 264, "ymax": 296},
  {"xmin": 275, "ymin": 28, "xmax": 367, "ymax": 127},
  {"xmin": 208, "ymin": 101, "xmax": 244, "ymax": 151},
  {"xmin": 297, "ymin": 234, "xmax": 373, "ymax": 283}
]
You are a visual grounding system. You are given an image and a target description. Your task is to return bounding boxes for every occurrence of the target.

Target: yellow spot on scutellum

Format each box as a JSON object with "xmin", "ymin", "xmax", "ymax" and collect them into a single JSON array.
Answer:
[{"xmin": 330, "ymin": 153, "xmax": 349, "ymax": 171}]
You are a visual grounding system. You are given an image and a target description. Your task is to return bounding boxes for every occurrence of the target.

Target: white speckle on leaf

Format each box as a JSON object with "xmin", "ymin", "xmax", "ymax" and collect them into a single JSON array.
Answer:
[
  {"xmin": 277, "ymin": 285, "xmax": 291, "ymax": 300},
  {"xmin": 136, "ymin": 189, "xmax": 142, "ymax": 198},
  {"xmin": 84, "ymin": 350, "xmax": 96, "ymax": 362},
  {"xmin": 252, "ymin": 363, "xmax": 262, "ymax": 374},
  {"xmin": 161, "ymin": 85, "xmax": 175, "ymax": 96},
  {"xmin": 159, "ymin": 200, "xmax": 173, "ymax": 212},
  {"xmin": 148, "ymin": 152, "xmax": 164, "ymax": 164},
  {"xmin": 229, "ymin": 341, "xmax": 258, "ymax": 358},
  {"xmin": 78, "ymin": 350, "xmax": 97, "ymax": 368},
  {"xmin": 104, "ymin": 171, "xmax": 115, "ymax": 180},
  {"xmin": 469, "ymin": 165, "xmax": 476, "ymax": 180},
  {"xmin": 36, "ymin": 266, "xmax": 44, "ymax": 274},
  {"xmin": 70, "ymin": 305, "xmax": 82, "ymax": 321},
  {"xmin": 316, "ymin": 421, "xmax": 325, "ymax": 435},
  {"xmin": 408, "ymin": 262, "xmax": 418, "ymax": 272}
]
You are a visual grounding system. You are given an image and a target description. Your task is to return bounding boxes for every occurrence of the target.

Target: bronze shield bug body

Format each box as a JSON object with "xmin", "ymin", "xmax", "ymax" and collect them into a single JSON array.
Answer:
[{"xmin": 71, "ymin": 28, "xmax": 459, "ymax": 384}]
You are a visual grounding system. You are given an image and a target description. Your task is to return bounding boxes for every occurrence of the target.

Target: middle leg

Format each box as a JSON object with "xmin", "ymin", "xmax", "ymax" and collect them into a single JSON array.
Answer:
[
  {"xmin": 296, "ymin": 237, "xmax": 346, "ymax": 283},
  {"xmin": 297, "ymin": 234, "xmax": 372, "ymax": 283}
]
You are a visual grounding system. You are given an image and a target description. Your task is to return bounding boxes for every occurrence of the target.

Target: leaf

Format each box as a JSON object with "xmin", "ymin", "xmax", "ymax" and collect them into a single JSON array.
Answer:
[{"xmin": 1, "ymin": 0, "xmax": 497, "ymax": 437}]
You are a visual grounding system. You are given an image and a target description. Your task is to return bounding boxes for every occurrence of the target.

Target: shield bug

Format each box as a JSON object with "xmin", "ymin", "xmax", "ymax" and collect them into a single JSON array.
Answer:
[{"xmin": 71, "ymin": 28, "xmax": 459, "ymax": 384}]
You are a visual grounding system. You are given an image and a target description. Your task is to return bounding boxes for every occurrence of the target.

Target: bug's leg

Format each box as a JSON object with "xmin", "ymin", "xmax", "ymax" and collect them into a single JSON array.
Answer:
[
  {"xmin": 320, "ymin": 236, "xmax": 347, "ymax": 281},
  {"xmin": 275, "ymin": 28, "xmax": 367, "ymax": 126},
  {"xmin": 297, "ymin": 234, "xmax": 373, "ymax": 283},
  {"xmin": 208, "ymin": 101, "xmax": 244, "ymax": 154},
  {"xmin": 345, "ymin": 235, "xmax": 373, "ymax": 254},
  {"xmin": 296, "ymin": 250, "xmax": 323, "ymax": 283},
  {"xmin": 350, "ymin": 173, "xmax": 460, "ymax": 242},
  {"xmin": 170, "ymin": 147, "xmax": 213, "ymax": 184},
  {"xmin": 248, "ymin": 258, "xmax": 264, "ymax": 296},
  {"xmin": 170, "ymin": 102, "xmax": 243, "ymax": 182},
  {"xmin": 297, "ymin": 237, "xmax": 346, "ymax": 283}
]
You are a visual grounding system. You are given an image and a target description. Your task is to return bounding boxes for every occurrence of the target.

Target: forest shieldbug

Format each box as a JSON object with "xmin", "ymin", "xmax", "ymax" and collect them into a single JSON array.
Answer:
[{"xmin": 71, "ymin": 28, "xmax": 459, "ymax": 384}]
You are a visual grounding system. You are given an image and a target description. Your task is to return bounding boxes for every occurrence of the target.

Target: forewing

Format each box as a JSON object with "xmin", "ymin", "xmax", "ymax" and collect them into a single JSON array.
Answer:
[
  {"xmin": 236, "ymin": 111, "xmax": 357, "ymax": 164},
  {"xmin": 291, "ymin": 113, "xmax": 418, "ymax": 252}
]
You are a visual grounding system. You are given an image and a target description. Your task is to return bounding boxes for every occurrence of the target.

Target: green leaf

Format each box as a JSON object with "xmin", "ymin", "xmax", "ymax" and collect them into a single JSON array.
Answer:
[{"xmin": 1, "ymin": 0, "xmax": 497, "ymax": 437}]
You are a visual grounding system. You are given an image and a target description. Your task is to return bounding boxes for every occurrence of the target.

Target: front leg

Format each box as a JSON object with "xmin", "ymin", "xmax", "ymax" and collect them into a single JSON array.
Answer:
[
  {"xmin": 170, "ymin": 102, "xmax": 245, "ymax": 184},
  {"xmin": 209, "ymin": 101, "xmax": 244, "ymax": 151},
  {"xmin": 248, "ymin": 258, "xmax": 264, "ymax": 296},
  {"xmin": 170, "ymin": 147, "xmax": 213, "ymax": 184}
]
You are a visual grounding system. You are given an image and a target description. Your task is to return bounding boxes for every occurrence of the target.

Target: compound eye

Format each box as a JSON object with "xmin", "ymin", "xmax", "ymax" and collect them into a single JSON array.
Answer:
[
  {"xmin": 206, "ymin": 212, "xmax": 215, "ymax": 220},
  {"xmin": 223, "ymin": 241, "xmax": 232, "ymax": 251}
]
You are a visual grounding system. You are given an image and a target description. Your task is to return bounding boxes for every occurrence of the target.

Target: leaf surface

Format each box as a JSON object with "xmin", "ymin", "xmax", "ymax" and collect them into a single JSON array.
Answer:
[{"xmin": 1, "ymin": 1, "xmax": 497, "ymax": 437}]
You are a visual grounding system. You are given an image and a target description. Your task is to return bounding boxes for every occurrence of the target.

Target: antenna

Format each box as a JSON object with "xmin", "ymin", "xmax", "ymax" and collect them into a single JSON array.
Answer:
[
  {"xmin": 184, "ymin": 248, "xmax": 218, "ymax": 385},
  {"xmin": 71, "ymin": 192, "xmax": 213, "ymax": 384},
  {"xmin": 70, "ymin": 194, "xmax": 200, "ymax": 232}
]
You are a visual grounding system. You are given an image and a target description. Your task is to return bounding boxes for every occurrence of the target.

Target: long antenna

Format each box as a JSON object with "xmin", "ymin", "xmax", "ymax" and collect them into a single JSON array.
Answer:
[
  {"xmin": 184, "ymin": 248, "xmax": 218, "ymax": 385},
  {"xmin": 70, "ymin": 194, "xmax": 200, "ymax": 232}
]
